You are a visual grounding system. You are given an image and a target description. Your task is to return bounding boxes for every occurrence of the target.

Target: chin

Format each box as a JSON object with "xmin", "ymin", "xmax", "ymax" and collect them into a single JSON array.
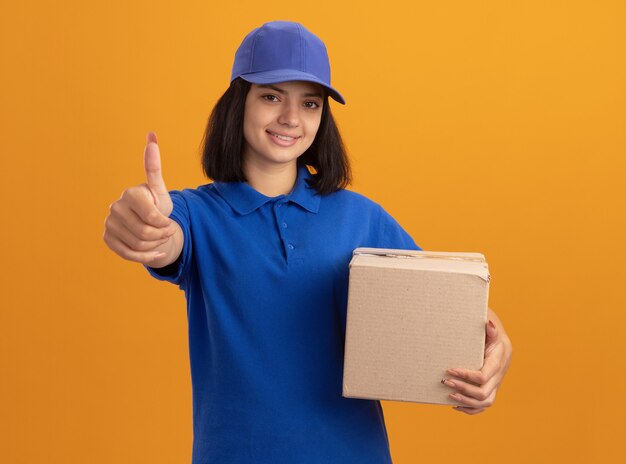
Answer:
[{"xmin": 264, "ymin": 148, "xmax": 305, "ymax": 164}]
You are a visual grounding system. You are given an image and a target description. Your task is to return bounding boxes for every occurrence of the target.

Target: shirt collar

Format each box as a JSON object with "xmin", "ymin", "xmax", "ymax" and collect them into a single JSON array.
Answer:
[{"xmin": 214, "ymin": 163, "xmax": 321, "ymax": 215}]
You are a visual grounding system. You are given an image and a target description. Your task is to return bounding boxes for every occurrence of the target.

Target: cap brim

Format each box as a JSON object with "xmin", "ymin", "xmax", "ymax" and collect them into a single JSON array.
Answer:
[{"xmin": 238, "ymin": 70, "xmax": 346, "ymax": 105}]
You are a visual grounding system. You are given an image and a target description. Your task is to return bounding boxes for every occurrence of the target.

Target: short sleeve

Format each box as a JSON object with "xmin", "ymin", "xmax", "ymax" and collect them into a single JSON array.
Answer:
[
  {"xmin": 144, "ymin": 190, "xmax": 193, "ymax": 290},
  {"xmin": 377, "ymin": 207, "xmax": 422, "ymax": 251}
]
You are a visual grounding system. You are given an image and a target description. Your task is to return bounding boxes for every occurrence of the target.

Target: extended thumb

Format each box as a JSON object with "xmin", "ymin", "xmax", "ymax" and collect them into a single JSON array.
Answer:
[{"xmin": 143, "ymin": 131, "xmax": 172, "ymax": 214}]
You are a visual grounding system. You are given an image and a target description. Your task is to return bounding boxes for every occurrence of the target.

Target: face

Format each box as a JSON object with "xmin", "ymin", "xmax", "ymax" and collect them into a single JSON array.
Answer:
[{"xmin": 242, "ymin": 80, "xmax": 324, "ymax": 170}]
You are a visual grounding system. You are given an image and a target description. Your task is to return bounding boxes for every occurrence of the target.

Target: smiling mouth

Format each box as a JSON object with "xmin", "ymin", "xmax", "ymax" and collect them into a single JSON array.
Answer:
[{"xmin": 267, "ymin": 130, "xmax": 300, "ymax": 141}]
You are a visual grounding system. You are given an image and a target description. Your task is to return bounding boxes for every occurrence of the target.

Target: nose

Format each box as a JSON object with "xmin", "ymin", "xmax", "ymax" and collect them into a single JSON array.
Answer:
[{"xmin": 277, "ymin": 101, "xmax": 300, "ymax": 128}]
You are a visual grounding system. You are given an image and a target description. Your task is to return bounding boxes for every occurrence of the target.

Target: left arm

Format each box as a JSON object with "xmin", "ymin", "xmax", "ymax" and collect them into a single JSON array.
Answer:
[{"xmin": 441, "ymin": 307, "xmax": 513, "ymax": 415}]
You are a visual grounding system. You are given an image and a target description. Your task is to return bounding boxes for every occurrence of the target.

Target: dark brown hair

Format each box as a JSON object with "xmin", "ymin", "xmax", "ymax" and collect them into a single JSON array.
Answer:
[{"xmin": 200, "ymin": 77, "xmax": 351, "ymax": 195}]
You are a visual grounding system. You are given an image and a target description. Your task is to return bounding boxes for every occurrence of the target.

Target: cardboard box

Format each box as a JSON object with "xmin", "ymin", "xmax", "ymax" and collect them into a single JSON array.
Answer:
[{"xmin": 342, "ymin": 247, "xmax": 490, "ymax": 405}]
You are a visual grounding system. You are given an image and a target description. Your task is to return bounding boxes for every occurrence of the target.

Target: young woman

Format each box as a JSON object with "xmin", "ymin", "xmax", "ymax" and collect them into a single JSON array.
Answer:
[{"xmin": 103, "ymin": 20, "xmax": 512, "ymax": 464}]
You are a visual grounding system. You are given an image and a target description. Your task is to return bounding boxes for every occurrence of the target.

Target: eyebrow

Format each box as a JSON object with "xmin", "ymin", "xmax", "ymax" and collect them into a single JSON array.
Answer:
[{"xmin": 257, "ymin": 84, "xmax": 323, "ymax": 99}]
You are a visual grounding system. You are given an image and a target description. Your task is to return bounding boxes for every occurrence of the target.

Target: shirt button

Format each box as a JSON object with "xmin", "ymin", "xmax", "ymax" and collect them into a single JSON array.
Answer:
[
  {"xmin": 281, "ymin": 222, "xmax": 288, "ymax": 228},
  {"xmin": 277, "ymin": 203, "xmax": 283, "ymax": 208},
  {"xmin": 287, "ymin": 244, "xmax": 294, "ymax": 250}
]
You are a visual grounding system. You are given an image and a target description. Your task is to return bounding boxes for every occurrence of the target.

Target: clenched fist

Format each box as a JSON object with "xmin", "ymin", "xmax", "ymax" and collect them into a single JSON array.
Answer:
[{"xmin": 103, "ymin": 132, "xmax": 183, "ymax": 267}]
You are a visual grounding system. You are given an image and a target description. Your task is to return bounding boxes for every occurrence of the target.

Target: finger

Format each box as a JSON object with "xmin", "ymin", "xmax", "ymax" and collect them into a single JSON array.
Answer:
[
  {"xmin": 104, "ymin": 232, "xmax": 167, "ymax": 264},
  {"xmin": 107, "ymin": 216, "xmax": 172, "ymax": 252},
  {"xmin": 442, "ymin": 374, "xmax": 500, "ymax": 402},
  {"xmin": 447, "ymin": 342, "xmax": 505, "ymax": 385},
  {"xmin": 144, "ymin": 132, "xmax": 171, "ymax": 208},
  {"xmin": 122, "ymin": 186, "xmax": 172, "ymax": 228},
  {"xmin": 145, "ymin": 131, "xmax": 166, "ymax": 194},
  {"xmin": 485, "ymin": 319, "xmax": 498, "ymax": 350},
  {"xmin": 111, "ymin": 198, "xmax": 175, "ymax": 239},
  {"xmin": 453, "ymin": 406, "xmax": 486, "ymax": 415},
  {"xmin": 449, "ymin": 388, "xmax": 496, "ymax": 409},
  {"xmin": 123, "ymin": 212, "xmax": 178, "ymax": 242}
]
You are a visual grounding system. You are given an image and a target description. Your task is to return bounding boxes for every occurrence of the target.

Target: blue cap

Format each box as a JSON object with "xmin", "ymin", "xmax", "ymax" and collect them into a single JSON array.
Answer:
[{"xmin": 230, "ymin": 21, "xmax": 346, "ymax": 105}]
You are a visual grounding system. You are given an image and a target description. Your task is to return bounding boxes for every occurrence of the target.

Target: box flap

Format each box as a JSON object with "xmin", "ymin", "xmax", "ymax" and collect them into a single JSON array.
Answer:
[{"xmin": 350, "ymin": 248, "xmax": 490, "ymax": 283}]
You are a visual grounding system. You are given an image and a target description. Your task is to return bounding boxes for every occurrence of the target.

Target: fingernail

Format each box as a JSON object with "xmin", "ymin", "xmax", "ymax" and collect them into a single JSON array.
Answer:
[
  {"xmin": 489, "ymin": 320, "xmax": 496, "ymax": 330},
  {"xmin": 447, "ymin": 369, "xmax": 460, "ymax": 377},
  {"xmin": 443, "ymin": 379, "xmax": 456, "ymax": 388}
]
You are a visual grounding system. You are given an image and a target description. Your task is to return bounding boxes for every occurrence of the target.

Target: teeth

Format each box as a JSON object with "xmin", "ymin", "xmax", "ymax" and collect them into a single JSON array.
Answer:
[{"xmin": 270, "ymin": 131, "xmax": 295, "ymax": 141}]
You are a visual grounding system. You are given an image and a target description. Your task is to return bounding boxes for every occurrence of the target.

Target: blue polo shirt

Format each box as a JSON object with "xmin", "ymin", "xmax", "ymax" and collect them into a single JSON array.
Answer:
[{"xmin": 146, "ymin": 163, "xmax": 421, "ymax": 464}]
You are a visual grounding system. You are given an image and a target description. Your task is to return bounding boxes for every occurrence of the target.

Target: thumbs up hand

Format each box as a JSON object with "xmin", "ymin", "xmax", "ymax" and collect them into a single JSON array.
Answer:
[{"xmin": 103, "ymin": 132, "xmax": 182, "ymax": 266}]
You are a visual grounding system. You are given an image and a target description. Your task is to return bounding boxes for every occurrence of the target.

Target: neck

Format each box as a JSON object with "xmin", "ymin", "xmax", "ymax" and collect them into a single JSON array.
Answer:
[{"xmin": 242, "ymin": 158, "xmax": 298, "ymax": 197}]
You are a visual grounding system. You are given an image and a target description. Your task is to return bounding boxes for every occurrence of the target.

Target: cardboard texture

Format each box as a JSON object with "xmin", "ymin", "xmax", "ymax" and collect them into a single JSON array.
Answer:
[{"xmin": 342, "ymin": 248, "xmax": 490, "ymax": 405}]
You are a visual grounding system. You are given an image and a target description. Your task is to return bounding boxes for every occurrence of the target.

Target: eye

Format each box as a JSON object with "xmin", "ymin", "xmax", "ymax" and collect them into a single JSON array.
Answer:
[
  {"xmin": 304, "ymin": 101, "xmax": 321, "ymax": 109},
  {"xmin": 262, "ymin": 94, "xmax": 279, "ymax": 102}
]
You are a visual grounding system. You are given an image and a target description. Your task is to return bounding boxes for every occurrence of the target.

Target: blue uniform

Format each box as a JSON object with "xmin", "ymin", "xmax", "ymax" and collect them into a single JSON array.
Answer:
[{"xmin": 146, "ymin": 163, "xmax": 421, "ymax": 463}]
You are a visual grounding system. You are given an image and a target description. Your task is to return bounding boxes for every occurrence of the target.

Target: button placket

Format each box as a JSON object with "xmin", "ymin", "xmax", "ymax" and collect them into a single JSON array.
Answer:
[{"xmin": 273, "ymin": 201, "xmax": 296, "ymax": 262}]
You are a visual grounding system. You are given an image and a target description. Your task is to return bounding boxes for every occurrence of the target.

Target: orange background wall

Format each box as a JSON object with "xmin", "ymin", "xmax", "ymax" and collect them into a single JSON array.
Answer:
[{"xmin": 1, "ymin": 1, "xmax": 624, "ymax": 462}]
